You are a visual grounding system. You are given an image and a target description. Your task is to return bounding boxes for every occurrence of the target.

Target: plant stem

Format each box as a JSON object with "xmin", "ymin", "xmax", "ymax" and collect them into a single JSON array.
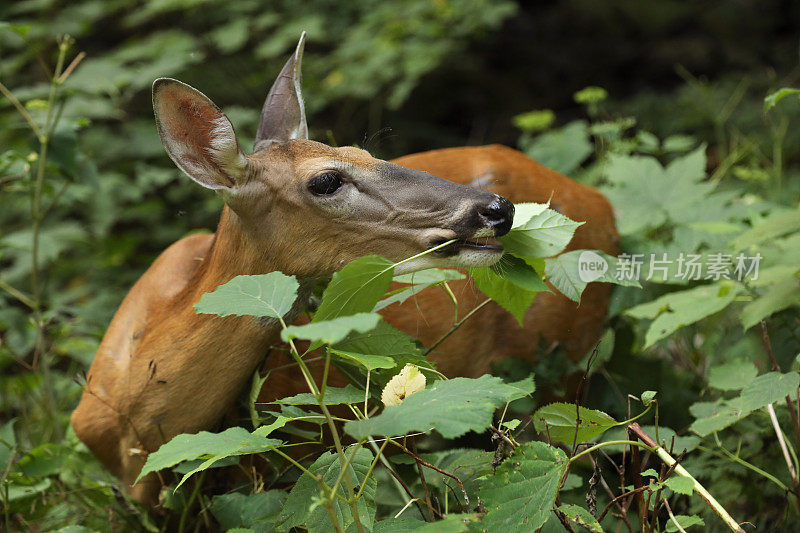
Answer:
[
  {"xmin": 279, "ymin": 317, "xmax": 365, "ymax": 533},
  {"xmin": 629, "ymin": 424, "xmax": 744, "ymax": 533},
  {"xmin": 178, "ymin": 470, "xmax": 206, "ymax": 533},
  {"xmin": 423, "ymin": 298, "xmax": 492, "ymax": 356}
]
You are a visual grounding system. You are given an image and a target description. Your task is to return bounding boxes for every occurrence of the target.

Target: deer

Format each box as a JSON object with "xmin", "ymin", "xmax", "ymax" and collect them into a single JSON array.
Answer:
[
  {"xmin": 70, "ymin": 33, "xmax": 517, "ymax": 506},
  {"xmin": 72, "ymin": 33, "xmax": 620, "ymax": 505}
]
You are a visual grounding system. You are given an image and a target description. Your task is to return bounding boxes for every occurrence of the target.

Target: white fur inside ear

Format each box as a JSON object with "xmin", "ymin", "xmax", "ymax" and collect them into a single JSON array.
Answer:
[{"xmin": 207, "ymin": 115, "xmax": 248, "ymax": 176}]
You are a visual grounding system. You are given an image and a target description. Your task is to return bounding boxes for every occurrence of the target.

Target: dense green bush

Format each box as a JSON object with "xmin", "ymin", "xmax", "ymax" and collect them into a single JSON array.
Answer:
[{"xmin": 2, "ymin": 1, "xmax": 800, "ymax": 531}]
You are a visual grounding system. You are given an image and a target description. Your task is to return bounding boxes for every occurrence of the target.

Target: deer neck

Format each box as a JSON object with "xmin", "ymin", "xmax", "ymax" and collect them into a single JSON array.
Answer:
[{"xmin": 128, "ymin": 207, "xmax": 313, "ymax": 445}]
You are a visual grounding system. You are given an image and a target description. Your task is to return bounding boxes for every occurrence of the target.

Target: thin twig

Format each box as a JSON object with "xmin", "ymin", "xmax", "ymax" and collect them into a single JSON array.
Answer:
[
  {"xmin": 0, "ymin": 79, "xmax": 43, "ymax": 140},
  {"xmin": 423, "ymin": 298, "xmax": 491, "ymax": 356},
  {"xmin": 389, "ymin": 439, "xmax": 469, "ymax": 508},
  {"xmin": 629, "ymin": 423, "xmax": 744, "ymax": 533}
]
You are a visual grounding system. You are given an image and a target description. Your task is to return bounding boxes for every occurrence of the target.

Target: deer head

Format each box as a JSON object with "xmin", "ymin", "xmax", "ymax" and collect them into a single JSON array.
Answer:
[{"xmin": 152, "ymin": 33, "xmax": 513, "ymax": 278}]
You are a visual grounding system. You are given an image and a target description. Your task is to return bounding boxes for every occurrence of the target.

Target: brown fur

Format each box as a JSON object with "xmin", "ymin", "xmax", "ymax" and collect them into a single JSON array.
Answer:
[{"xmin": 71, "ymin": 143, "xmax": 617, "ymax": 505}]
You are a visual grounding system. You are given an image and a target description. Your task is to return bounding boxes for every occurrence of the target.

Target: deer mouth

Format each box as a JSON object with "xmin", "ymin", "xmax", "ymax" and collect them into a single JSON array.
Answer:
[{"xmin": 431, "ymin": 236, "xmax": 504, "ymax": 256}]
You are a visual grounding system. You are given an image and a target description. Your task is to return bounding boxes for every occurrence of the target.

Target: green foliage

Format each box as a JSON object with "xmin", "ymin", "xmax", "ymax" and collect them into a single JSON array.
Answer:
[
  {"xmin": 478, "ymin": 442, "xmax": 567, "ymax": 532},
  {"xmin": 194, "ymin": 272, "xmax": 300, "ymax": 318},
  {"xmin": 532, "ymin": 403, "xmax": 617, "ymax": 445},
  {"xmin": 136, "ymin": 427, "xmax": 282, "ymax": 486},
  {"xmin": 314, "ymin": 256, "xmax": 394, "ymax": 322},
  {"xmin": 277, "ymin": 446, "xmax": 377, "ymax": 532},
  {"xmin": 282, "ymin": 313, "xmax": 382, "ymax": 344},
  {"xmin": 345, "ymin": 375, "xmax": 535, "ymax": 440}
]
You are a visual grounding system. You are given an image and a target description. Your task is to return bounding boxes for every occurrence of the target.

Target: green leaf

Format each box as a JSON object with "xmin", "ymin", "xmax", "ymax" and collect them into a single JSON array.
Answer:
[
  {"xmin": 556, "ymin": 504, "xmax": 603, "ymax": 532},
  {"xmin": 733, "ymin": 208, "xmax": 800, "ymax": 251},
  {"xmin": 764, "ymin": 87, "xmax": 800, "ymax": 113},
  {"xmin": 510, "ymin": 202, "xmax": 551, "ymax": 229},
  {"xmin": 479, "ymin": 441, "xmax": 568, "ymax": 533},
  {"xmin": 532, "ymin": 403, "xmax": 617, "ymax": 445},
  {"xmin": 332, "ymin": 320, "xmax": 427, "ymax": 378},
  {"xmin": 626, "ymin": 282, "xmax": 740, "ymax": 347},
  {"xmin": 500, "ymin": 208, "xmax": 583, "ymax": 259},
  {"xmin": 345, "ymin": 375, "xmax": 535, "ymax": 439},
  {"xmin": 468, "ymin": 266, "xmax": 538, "ymax": 325},
  {"xmin": 641, "ymin": 391, "xmax": 657, "ymax": 406},
  {"xmin": 377, "ymin": 269, "xmax": 466, "ymax": 311},
  {"xmin": 739, "ymin": 277, "xmax": 800, "ymax": 330},
  {"xmin": 502, "ymin": 419, "xmax": 521, "ymax": 431},
  {"xmin": 665, "ymin": 476, "xmax": 694, "ymax": 496},
  {"xmin": 491, "ymin": 255, "xmax": 550, "ymax": 293},
  {"xmin": 330, "ymin": 349, "xmax": 396, "ymax": 371},
  {"xmin": 0, "ymin": 418, "xmax": 16, "ymax": 471},
  {"xmin": 544, "ymin": 250, "xmax": 640, "ymax": 303},
  {"xmin": 737, "ymin": 371, "xmax": 800, "ymax": 412},
  {"xmin": 690, "ymin": 372, "xmax": 800, "ymax": 436},
  {"xmin": 281, "ymin": 313, "xmax": 381, "ymax": 344},
  {"xmin": 211, "ymin": 491, "xmax": 286, "ymax": 532},
  {"xmin": 136, "ymin": 427, "xmax": 281, "ymax": 484},
  {"xmin": 708, "ymin": 360, "xmax": 758, "ymax": 391},
  {"xmin": 522, "ymin": 120, "xmax": 592, "ymax": 175},
  {"xmin": 277, "ymin": 446, "xmax": 376, "ymax": 532},
  {"xmin": 194, "ymin": 272, "xmax": 299, "ymax": 318},
  {"xmin": 276, "ymin": 384, "xmax": 365, "ymax": 406},
  {"xmin": 314, "ymin": 255, "xmax": 394, "ymax": 322},
  {"xmin": 665, "ymin": 514, "xmax": 704, "ymax": 532}
]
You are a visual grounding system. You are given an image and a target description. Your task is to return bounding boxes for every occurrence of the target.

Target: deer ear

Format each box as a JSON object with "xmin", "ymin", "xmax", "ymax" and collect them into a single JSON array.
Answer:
[
  {"xmin": 153, "ymin": 78, "xmax": 248, "ymax": 190},
  {"xmin": 254, "ymin": 32, "xmax": 308, "ymax": 151}
]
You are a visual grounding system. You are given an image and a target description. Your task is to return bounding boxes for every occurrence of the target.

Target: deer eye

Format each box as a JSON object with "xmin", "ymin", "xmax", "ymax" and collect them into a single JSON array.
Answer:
[{"xmin": 308, "ymin": 171, "xmax": 343, "ymax": 195}]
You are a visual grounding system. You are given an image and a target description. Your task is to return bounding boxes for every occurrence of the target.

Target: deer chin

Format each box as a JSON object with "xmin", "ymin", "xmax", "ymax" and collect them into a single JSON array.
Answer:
[{"xmin": 393, "ymin": 236, "xmax": 504, "ymax": 274}]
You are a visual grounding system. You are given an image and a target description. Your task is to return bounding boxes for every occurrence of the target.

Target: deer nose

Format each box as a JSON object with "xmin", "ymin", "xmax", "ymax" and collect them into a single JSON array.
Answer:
[{"xmin": 478, "ymin": 196, "xmax": 514, "ymax": 236}]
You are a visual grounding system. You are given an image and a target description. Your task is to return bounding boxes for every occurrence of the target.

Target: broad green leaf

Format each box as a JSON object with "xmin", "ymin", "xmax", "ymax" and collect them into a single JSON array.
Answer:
[
  {"xmin": 345, "ymin": 375, "xmax": 535, "ymax": 439},
  {"xmin": 195, "ymin": 272, "xmax": 299, "ymax": 318},
  {"xmin": 532, "ymin": 402, "xmax": 617, "ymax": 444},
  {"xmin": 733, "ymin": 208, "xmax": 800, "ymax": 251},
  {"xmin": 136, "ymin": 427, "xmax": 281, "ymax": 484},
  {"xmin": 490, "ymin": 254, "xmax": 550, "ymax": 293},
  {"xmin": 479, "ymin": 441, "xmax": 568, "ymax": 533},
  {"xmin": 500, "ymin": 208, "xmax": 583, "ymax": 258},
  {"xmin": 468, "ymin": 266, "xmax": 538, "ymax": 325},
  {"xmin": 522, "ymin": 120, "xmax": 592, "ymax": 175},
  {"xmin": 333, "ymin": 321, "xmax": 428, "ymax": 380},
  {"xmin": 393, "ymin": 269, "xmax": 465, "ymax": 285},
  {"xmin": 275, "ymin": 385, "xmax": 365, "ymax": 406},
  {"xmin": 689, "ymin": 399, "xmax": 746, "ymax": 436},
  {"xmin": 211, "ymin": 491, "xmax": 286, "ymax": 533},
  {"xmin": 544, "ymin": 250, "xmax": 640, "ymax": 303},
  {"xmin": 376, "ymin": 269, "xmax": 466, "ymax": 311},
  {"xmin": 330, "ymin": 349, "xmax": 396, "ymax": 371},
  {"xmin": 665, "ymin": 515, "xmax": 704, "ymax": 532},
  {"xmin": 739, "ymin": 277, "xmax": 800, "ymax": 330},
  {"xmin": 601, "ymin": 147, "xmax": 717, "ymax": 237},
  {"xmin": 277, "ymin": 446, "xmax": 376, "ymax": 532},
  {"xmin": 511, "ymin": 202, "xmax": 550, "ymax": 229},
  {"xmin": 737, "ymin": 371, "xmax": 800, "ymax": 412},
  {"xmin": 626, "ymin": 282, "xmax": 740, "ymax": 347},
  {"xmin": 764, "ymin": 87, "xmax": 800, "ymax": 113},
  {"xmin": 6, "ymin": 479, "xmax": 51, "ymax": 501},
  {"xmin": 281, "ymin": 313, "xmax": 381, "ymax": 344},
  {"xmin": 665, "ymin": 476, "xmax": 694, "ymax": 496},
  {"xmin": 556, "ymin": 504, "xmax": 603, "ymax": 532},
  {"xmin": 691, "ymin": 372, "xmax": 800, "ymax": 435},
  {"xmin": 708, "ymin": 360, "xmax": 758, "ymax": 391},
  {"xmin": 314, "ymin": 255, "xmax": 394, "ymax": 322}
]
